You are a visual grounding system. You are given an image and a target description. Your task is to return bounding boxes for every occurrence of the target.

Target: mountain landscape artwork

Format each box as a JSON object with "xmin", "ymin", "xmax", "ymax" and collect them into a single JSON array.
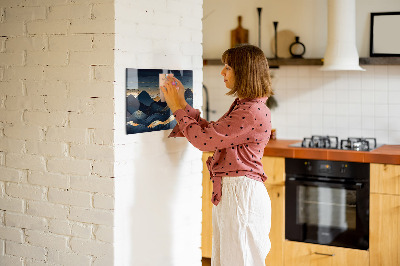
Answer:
[{"xmin": 126, "ymin": 68, "xmax": 193, "ymax": 134}]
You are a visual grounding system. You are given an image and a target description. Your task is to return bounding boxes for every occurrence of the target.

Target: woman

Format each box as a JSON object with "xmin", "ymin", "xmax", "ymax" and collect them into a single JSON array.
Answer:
[{"xmin": 161, "ymin": 44, "xmax": 273, "ymax": 266}]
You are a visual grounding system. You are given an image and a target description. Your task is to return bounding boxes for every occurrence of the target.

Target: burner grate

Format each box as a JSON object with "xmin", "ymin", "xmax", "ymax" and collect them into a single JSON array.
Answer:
[
  {"xmin": 301, "ymin": 135, "xmax": 339, "ymax": 149},
  {"xmin": 340, "ymin": 137, "xmax": 377, "ymax": 151}
]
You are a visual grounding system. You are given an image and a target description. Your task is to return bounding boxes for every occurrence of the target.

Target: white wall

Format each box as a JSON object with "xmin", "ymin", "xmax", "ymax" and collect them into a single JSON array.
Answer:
[
  {"xmin": 203, "ymin": 0, "xmax": 400, "ymax": 145},
  {"xmin": 0, "ymin": 0, "xmax": 115, "ymax": 265},
  {"xmin": 113, "ymin": 0, "xmax": 203, "ymax": 265}
]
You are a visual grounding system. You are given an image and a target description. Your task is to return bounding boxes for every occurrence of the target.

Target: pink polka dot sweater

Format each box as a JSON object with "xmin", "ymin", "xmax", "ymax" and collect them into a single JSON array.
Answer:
[{"xmin": 169, "ymin": 97, "xmax": 272, "ymax": 206}]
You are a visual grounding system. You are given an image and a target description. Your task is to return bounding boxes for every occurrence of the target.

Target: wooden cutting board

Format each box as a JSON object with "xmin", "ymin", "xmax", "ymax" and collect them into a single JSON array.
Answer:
[{"xmin": 231, "ymin": 16, "xmax": 249, "ymax": 48}]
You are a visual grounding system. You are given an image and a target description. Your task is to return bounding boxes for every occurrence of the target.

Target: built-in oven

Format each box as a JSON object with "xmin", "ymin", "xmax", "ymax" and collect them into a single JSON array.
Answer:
[{"xmin": 285, "ymin": 158, "xmax": 369, "ymax": 250}]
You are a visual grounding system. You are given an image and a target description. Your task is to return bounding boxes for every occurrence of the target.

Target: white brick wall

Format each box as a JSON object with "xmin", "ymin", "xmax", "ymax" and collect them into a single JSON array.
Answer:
[
  {"xmin": 114, "ymin": 0, "xmax": 203, "ymax": 265},
  {"xmin": 0, "ymin": 0, "xmax": 115, "ymax": 265}
]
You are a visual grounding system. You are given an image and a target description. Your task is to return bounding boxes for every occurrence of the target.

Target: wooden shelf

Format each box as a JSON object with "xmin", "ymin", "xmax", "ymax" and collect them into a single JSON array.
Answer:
[
  {"xmin": 203, "ymin": 58, "xmax": 323, "ymax": 67},
  {"xmin": 359, "ymin": 57, "xmax": 400, "ymax": 65},
  {"xmin": 203, "ymin": 57, "xmax": 400, "ymax": 67}
]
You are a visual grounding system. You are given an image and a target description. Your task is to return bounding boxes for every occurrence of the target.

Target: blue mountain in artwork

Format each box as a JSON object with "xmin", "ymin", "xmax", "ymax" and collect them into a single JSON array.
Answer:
[
  {"xmin": 127, "ymin": 94, "xmax": 140, "ymax": 114},
  {"xmin": 150, "ymin": 101, "xmax": 168, "ymax": 113},
  {"xmin": 137, "ymin": 91, "xmax": 154, "ymax": 106}
]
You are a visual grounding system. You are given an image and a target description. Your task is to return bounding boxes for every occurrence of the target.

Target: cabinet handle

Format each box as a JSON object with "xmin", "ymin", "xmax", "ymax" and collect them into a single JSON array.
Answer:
[{"xmin": 314, "ymin": 252, "xmax": 335, "ymax": 257}]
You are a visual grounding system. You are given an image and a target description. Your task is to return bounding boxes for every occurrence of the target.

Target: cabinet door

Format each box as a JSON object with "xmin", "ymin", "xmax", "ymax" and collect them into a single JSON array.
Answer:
[
  {"xmin": 284, "ymin": 241, "xmax": 369, "ymax": 266},
  {"xmin": 370, "ymin": 193, "xmax": 400, "ymax": 266},
  {"xmin": 202, "ymin": 152, "xmax": 213, "ymax": 258},
  {"xmin": 370, "ymin": 164, "xmax": 400, "ymax": 195},
  {"xmin": 261, "ymin": 156, "xmax": 285, "ymax": 185},
  {"xmin": 265, "ymin": 184, "xmax": 284, "ymax": 266}
]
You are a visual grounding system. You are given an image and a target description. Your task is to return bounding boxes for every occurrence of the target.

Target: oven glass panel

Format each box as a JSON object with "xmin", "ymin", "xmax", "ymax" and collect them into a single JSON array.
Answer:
[{"xmin": 297, "ymin": 186, "xmax": 357, "ymax": 230}]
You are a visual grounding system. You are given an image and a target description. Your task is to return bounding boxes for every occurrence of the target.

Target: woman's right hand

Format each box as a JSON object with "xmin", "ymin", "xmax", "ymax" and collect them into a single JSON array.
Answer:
[{"xmin": 169, "ymin": 76, "xmax": 188, "ymax": 108}]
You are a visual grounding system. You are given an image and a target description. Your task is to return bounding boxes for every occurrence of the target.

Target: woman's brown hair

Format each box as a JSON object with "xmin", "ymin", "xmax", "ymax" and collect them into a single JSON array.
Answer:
[{"xmin": 221, "ymin": 44, "xmax": 273, "ymax": 99}]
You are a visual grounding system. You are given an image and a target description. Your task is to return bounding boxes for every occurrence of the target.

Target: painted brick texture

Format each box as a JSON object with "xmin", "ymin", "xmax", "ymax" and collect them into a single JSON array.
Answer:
[
  {"xmin": 113, "ymin": 0, "xmax": 203, "ymax": 265},
  {"xmin": 0, "ymin": 0, "xmax": 115, "ymax": 265}
]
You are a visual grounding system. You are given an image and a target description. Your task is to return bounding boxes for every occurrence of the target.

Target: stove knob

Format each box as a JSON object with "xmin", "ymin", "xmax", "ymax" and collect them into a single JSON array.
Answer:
[{"xmin": 340, "ymin": 164, "xmax": 347, "ymax": 174}]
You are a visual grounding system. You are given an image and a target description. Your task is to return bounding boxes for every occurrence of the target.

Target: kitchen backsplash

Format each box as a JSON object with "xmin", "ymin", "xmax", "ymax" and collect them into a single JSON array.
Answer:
[{"xmin": 203, "ymin": 65, "xmax": 400, "ymax": 144}]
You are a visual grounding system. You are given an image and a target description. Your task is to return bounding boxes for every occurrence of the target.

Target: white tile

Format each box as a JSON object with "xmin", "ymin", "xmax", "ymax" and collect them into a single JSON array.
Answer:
[
  {"xmin": 285, "ymin": 66, "xmax": 298, "ymax": 77},
  {"xmin": 361, "ymin": 104, "xmax": 375, "ymax": 116},
  {"xmin": 348, "ymin": 103, "xmax": 362, "ymax": 116},
  {"xmin": 286, "ymin": 77, "xmax": 299, "ymax": 89},
  {"xmin": 335, "ymin": 73, "xmax": 349, "ymax": 90},
  {"xmin": 348, "ymin": 116, "xmax": 362, "ymax": 129},
  {"xmin": 388, "ymin": 117, "xmax": 400, "ymax": 131},
  {"xmin": 361, "ymin": 129, "xmax": 375, "ymax": 138},
  {"xmin": 375, "ymin": 104, "xmax": 389, "ymax": 117},
  {"xmin": 323, "ymin": 87, "xmax": 336, "ymax": 103},
  {"xmin": 322, "ymin": 70, "xmax": 335, "ymax": 78},
  {"xmin": 361, "ymin": 75, "xmax": 374, "ymax": 91},
  {"xmin": 311, "ymin": 114, "xmax": 323, "ymax": 128},
  {"xmin": 311, "ymin": 127, "xmax": 324, "ymax": 136},
  {"xmin": 374, "ymin": 78, "xmax": 388, "ymax": 91},
  {"xmin": 388, "ymin": 91, "xmax": 400, "ymax": 104},
  {"xmin": 388, "ymin": 65, "xmax": 400, "ymax": 76},
  {"xmin": 374, "ymin": 130, "xmax": 389, "ymax": 144},
  {"xmin": 374, "ymin": 117, "xmax": 389, "ymax": 130},
  {"xmin": 323, "ymin": 103, "xmax": 336, "ymax": 115},
  {"xmin": 348, "ymin": 75, "xmax": 362, "ymax": 91},
  {"xmin": 336, "ymin": 90, "xmax": 349, "ymax": 103},
  {"xmin": 298, "ymin": 67, "xmax": 311, "ymax": 78},
  {"xmin": 348, "ymin": 70, "xmax": 362, "ymax": 81},
  {"xmin": 388, "ymin": 131, "xmax": 400, "ymax": 144},
  {"xmin": 336, "ymin": 103, "xmax": 349, "ymax": 116},
  {"xmin": 310, "ymin": 77, "xmax": 324, "ymax": 89},
  {"xmin": 323, "ymin": 127, "xmax": 337, "ymax": 136},
  {"xmin": 349, "ymin": 128, "xmax": 362, "ymax": 137},
  {"xmin": 362, "ymin": 116, "xmax": 375, "ymax": 130},
  {"xmin": 310, "ymin": 66, "xmax": 324, "ymax": 77},
  {"xmin": 311, "ymin": 87, "xmax": 323, "ymax": 101},
  {"xmin": 287, "ymin": 113, "xmax": 300, "ymax": 127},
  {"xmin": 336, "ymin": 115, "xmax": 348, "ymax": 128},
  {"xmin": 388, "ymin": 104, "xmax": 400, "ymax": 117},
  {"xmin": 348, "ymin": 90, "xmax": 362, "ymax": 103},
  {"xmin": 298, "ymin": 77, "xmax": 311, "ymax": 89},
  {"xmin": 297, "ymin": 102, "xmax": 312, "ymax": 115},
  {"xmin": 388, "ymin": 76, "xmax": 400, "ymax": 91},
  {"xmin": 361, "ymin": 90, "xmax": 375, "ymax": 104},
  {"xmin": 336, "ymin": 128, "xmax": 349, "ymax": 140},
  {"xmin": 311, "ymin": 102, "xmax": 324, "ymax": 113},
  {"xmin": 374, "ymin": 65, "xmax": 388, "ymax": 78},
  {"xmin": 323, "ymin": 115, "xmax": 336, "ymax": 129},
  {"xmin": 374, "ymin": 90, "xmax": 388, "ymax": 104},
  {"xmin": 273, "ymin": 76, "xmax": 287, "ymax": 90}
]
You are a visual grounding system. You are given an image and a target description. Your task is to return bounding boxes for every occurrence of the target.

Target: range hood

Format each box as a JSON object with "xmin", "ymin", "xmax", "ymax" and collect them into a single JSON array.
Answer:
[{"xmin": 320, "ymin": 0, "xmax": 365, "ymax": 71}]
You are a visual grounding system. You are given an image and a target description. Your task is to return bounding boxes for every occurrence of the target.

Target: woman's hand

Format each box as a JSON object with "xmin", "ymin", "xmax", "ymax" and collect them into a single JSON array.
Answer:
[{"xmin": 160, "ymin": 76, "xmax": 186, "ymax": 113}]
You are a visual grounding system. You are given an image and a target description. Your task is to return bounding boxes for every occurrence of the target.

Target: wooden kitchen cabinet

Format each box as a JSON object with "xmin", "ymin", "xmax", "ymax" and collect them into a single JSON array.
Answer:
[
  {"xmin": 262, "ymin": 156, "xmax": 285, "ymax": 266},
  {"xmin": 202, "ymin": 152, "xmax": 213, "ymax": 258},
  {"xmin": 264, "ymin": 184, "xmax": 285, "ymax": 266},
  {"xmin": 284, "ymin": 241, "xmax": 369, "ymax": 266},
  {"xmin": 201, "ymin": 154, "xmax": 286, "ymax": 266},
  {"xmin": 370, "ymin": 163, "xmax": 400, "ymax": 195},
  {"xmin": 370, "ymin": 163, "xmax": 400, "ymax": 266}
]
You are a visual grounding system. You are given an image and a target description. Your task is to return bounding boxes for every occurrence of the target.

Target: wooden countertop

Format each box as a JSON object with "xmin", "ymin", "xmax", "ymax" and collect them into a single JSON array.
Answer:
[{"xmin": 263, "ymin": 139, "xmax": 400, "ymax": 165}]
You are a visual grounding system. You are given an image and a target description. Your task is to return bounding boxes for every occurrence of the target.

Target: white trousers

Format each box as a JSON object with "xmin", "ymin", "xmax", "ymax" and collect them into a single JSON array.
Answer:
[{"xmin": 212, "ymin": 176, "xmax": 271, "ymax": 266}]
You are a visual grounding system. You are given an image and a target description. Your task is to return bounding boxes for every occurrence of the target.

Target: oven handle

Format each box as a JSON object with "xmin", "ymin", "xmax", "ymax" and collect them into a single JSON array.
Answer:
[{"xmin": 286, "ymin": 177, "xmax": 364, "ymax": 189}]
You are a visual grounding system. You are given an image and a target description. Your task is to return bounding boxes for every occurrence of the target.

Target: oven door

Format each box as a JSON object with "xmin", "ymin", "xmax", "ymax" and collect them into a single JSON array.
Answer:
[{"xmin": 285, "ymin": 177, "xmax": 369, "ymax": 250}]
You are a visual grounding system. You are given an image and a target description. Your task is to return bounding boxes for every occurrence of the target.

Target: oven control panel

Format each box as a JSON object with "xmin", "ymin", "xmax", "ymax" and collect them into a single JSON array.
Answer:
[{"xmin": 286, "ymin": 158, "xmax": 369, "ymax": 180}]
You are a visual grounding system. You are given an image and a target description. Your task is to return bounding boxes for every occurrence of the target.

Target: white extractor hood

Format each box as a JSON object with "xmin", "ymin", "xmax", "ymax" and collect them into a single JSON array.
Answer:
[{"xmin": 320, "ymin": 0, "xmax": 365, "ymax": 71}]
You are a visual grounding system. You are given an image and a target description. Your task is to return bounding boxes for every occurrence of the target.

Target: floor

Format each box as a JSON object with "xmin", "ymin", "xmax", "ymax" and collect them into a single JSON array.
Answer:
[{"xmin": 202, "ymin": 257, "xmax": 211, "ymax": 266}]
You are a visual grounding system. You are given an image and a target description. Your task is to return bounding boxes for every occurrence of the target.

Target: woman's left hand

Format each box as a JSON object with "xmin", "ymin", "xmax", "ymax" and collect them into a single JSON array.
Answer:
[{"xmin": 160, "ymin": 77, "xmax": 185, "ymax": 113}]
